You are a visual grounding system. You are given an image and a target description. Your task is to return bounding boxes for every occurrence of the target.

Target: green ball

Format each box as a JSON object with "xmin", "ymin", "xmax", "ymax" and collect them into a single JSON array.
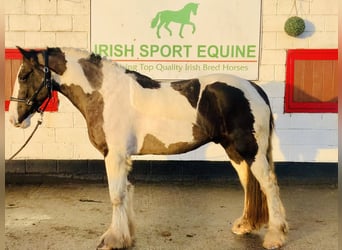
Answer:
[{"xmin": 284, "ymin": 16, "xmax": 306, "ymax": 37}]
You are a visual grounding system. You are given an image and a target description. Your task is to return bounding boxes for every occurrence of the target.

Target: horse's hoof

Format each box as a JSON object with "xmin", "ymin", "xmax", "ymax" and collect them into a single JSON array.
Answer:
[
  {"xmin": 231, "ymin": 217, "xmax": 254, "ymax": 235},
  {"xmin": 97, "ymin": 227, "xmax": 133, "ymax": 250},
  {"xmin": 262, "ymin": 228, "xmax": 286, "ymax": 249},
  {"xmin": 96, "ymin": 241, "xmax": 111, "ymax": 250}
]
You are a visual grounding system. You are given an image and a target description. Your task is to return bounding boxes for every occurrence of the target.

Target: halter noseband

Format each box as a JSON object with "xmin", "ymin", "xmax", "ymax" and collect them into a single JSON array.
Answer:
[{"xmin": 10, "ymin": 50, "xmax": 56, "ymax": 113}]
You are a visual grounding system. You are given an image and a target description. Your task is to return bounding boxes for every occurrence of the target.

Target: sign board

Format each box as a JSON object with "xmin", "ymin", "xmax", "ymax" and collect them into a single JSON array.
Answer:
[{"xmin": 91, "ymin": 0, "xmax": 261, "ymax": 79}]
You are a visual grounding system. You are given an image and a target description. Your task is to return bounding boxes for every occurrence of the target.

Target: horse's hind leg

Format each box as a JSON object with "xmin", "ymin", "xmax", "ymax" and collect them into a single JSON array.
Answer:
[
  {"xmin": 223, "ymin": 132, "xmax": 287, "ymax": 249},
  {"xmin": 250, "ymin": 151, "xmax": 288, "ymax": 249},
  {"xmin": 229, "ymin": 160, "xmax": 267, "ymax": 235},
  {"xmin": 97, "ymin": 150, "xmax": 135, "ymax": 250}
]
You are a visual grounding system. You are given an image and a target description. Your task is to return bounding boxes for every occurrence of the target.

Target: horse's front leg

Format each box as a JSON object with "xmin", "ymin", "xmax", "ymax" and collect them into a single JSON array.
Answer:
[
  {"xmin": 164, "ymin": 22, "xmax": 173, "ymax": 37},
  {"xmin": 190, "ymin": 22, "xmax": 196, "ymax": 34},
  {"xmin": 179, "ymin": 24, "xmax": 185, "ymax": 38},
  {"xmin": 97, "ymin": 151, "xmax": 135, "ymax": 250}
]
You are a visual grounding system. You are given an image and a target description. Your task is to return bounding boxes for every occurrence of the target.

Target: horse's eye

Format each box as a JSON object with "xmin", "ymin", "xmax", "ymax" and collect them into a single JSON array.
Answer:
[
  {"xmin": 19, "ymin": 76, "xmax": 27, "ymax": 82},
  {"xmin": 19, "ymin": 69, "xmax": 33, "ymax": 82},
  {"xmin": 19, "ymin": 77, "xmax": 28, "ymax": 83}
]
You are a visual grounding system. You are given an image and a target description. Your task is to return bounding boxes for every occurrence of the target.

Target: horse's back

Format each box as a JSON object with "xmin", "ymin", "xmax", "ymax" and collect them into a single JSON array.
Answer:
[{"xmin": 198, "ymin": 74, "xmax": 267, "ymax": 102}]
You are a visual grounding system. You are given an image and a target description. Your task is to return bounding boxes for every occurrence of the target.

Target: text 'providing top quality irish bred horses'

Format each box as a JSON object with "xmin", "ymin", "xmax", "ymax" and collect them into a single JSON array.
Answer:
[{"xmin": 9, "ymin": 47, "xmax": 288, "ymax": 249}]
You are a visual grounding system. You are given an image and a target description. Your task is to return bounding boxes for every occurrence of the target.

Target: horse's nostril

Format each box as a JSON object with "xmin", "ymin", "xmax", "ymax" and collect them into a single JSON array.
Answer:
[
  {"xmin": 9, "ymin": 116, "xmax": 20, "ymax": 127},
  {"xmin": 9, "ymin": 117, "xmax": 15, "ymax": 125}
]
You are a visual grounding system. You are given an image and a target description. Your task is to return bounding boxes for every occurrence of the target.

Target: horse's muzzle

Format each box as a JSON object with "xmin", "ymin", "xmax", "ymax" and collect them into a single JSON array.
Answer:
[{"xmin": 9, "ymin": 115, "xmax": 31, "ymax": 129}]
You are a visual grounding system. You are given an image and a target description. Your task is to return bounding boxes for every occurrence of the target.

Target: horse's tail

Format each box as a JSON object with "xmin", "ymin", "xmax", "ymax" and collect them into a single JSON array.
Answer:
[
  {"xmin": 245, "ymin": 167, "xmax": 269, "ymax": 230},
  {"xmin": 151, "ymin": 12, "xmax": 161, "ymax": 28},
  {"xmin": 267, "ymin": 111, "xmax": 275, "ymax": 170}
]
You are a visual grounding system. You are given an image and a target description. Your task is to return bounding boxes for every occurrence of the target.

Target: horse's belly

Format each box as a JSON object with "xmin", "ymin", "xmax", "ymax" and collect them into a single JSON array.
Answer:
[{"xmin": 135, "ymin": 118, "xmax": 202, "ymax": 155}]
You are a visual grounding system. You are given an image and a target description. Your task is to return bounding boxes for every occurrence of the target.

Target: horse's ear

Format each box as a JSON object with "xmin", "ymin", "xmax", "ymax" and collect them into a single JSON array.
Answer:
[
  {"xmin": 16, "ymin": 46, "xmax": 33, "ymax": 60},
  {"xmin": 16, "ymin": 46, "xmax": 40, "ymax": 68}
]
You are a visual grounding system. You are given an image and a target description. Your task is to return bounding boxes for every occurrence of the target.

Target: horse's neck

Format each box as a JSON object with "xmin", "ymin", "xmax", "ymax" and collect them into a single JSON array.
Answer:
[
  {"xmin": 56, "ymin": 60, "xmax": 130, "ymax": 118},
  {"xmin": 184, "ymin": 4, "xmax": 194, "ymax": 13}
]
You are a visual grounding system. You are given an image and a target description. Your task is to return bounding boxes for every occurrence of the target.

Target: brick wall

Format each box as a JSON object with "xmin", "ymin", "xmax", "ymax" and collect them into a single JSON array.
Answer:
[
  {"xmin": 4, "ymin": 0, "xmax": 338, "ymax": 162},
  {"xmin": 258, "ymin": 0, "xmax": 338, "ymax": 162},
  {"xmin": 260, "ymin": 0, "xmax": 337, "ymax": 83},
  {"xmin": 5, "ymin": 0, "xmax": 89, "ymax": 48}
]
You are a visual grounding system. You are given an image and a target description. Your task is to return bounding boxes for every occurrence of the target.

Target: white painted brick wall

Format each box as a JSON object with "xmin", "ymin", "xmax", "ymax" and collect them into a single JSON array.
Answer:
[
  {"xmin": 5, "ymin": 0, "xmax": 89, "ymax": 48},
  {"xmin": 57, "ymin": 0, "xmax": 89, "ymax": 15},
  {"xmin": 43, "ymin": 112, "xmax": 74, "ymax": 128},
  {"xmin": 5, "ymin": 0, "xmax": 338, "ymax": 162},
  {"xmin": 256, "ymin": 0, "xmax": 338, "ymax": 162},
  {"xmin": 43, "ymin": 143, "xmax": 74, "ymax": 159},
  {"xmin": 56, "ymin": 32, "xmax": 88, "ymax": 48},
  {"xmin": 310, "ymin": 0, "xmax": 338, "ymax": 15},
  {"xmin": 274, "ymin": 65, "xmax": 286, "ymax": 81},
  {"xmin": 25, "ymin": 32, "xmax": 56, "ymax": 48},
  {"xmin": 259, "ymin": 65, "xmax": 275, "ymax": 81},
  {"xmin": 10, "ymin": 142, "xmax": 43, "ymax": 159},
  {"xmin": 10, "ymin": 15, "xmax": 41, "ymax": 31},
  {"xmin": 73, "ymin": 112, "xmax": 87, "ymax": 128},
  {"xmin": 73, "ymin": 143, "xmax": 102, "ymax": 159},
  {"xmin": 41, "ymin": 16, "xmax": 73, "ymax": 31},
  {"xmin": 5, "ymin": 0, "xmax": 25, "ymax": 15},
  {"xmin": 73, "ymin": 15, "xmax": 90, "ymax": 32},
  {"xmin": 25, "ymin": 0, "xmax": 57, "ymax": 15}
]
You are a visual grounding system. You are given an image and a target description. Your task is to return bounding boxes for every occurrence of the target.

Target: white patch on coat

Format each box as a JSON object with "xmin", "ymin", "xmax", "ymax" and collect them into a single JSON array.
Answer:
[
  {"xmin": 8, "ymin": 67, "xmax": 32, "ymax": 128},
  {"xmin": 129, "ymin": 80, "xmax": 197, "ymax": 121},
  {"xmin": 55, "ymin": 48, "xmax": 96, "ymax": 94},
  {"xmin": 129, "ymin": 79, "xmax": 198, "ymax": 151},
  {"xmin": 99, "ymin": 61, "xmax": 137, "ymax": 154},
  {"xmin": 8, "ymin": 68, "xmax": 21, "ymax": 125}
]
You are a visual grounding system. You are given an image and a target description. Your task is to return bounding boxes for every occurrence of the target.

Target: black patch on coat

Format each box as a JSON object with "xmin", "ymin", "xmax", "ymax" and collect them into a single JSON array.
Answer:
[
  {"xmin": 125, "ymin": 69, "xmax": 161, "ymax": 89},
  {"xmin": 196, "ymin": 82, "xmax": 258, "ymax": 165},
  {"xmin": 170, "ymin": 79, "xmax": 200, "ymax": 108}
]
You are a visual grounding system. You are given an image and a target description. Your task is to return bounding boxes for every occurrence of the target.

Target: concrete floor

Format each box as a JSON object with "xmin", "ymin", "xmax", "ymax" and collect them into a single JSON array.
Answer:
[{"xmin": 5, "ymin": 182, "xmax": 338, "ymax": 250}]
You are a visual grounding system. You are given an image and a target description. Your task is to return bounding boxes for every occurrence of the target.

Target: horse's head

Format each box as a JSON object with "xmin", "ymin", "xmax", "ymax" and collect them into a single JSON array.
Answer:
[
  {"xmin": 188, "ymin": 2, "xmax": 199, "ymax": 15},
  {"xmin": 9, "ymin": 47, "xmax": 67, "ymax": 128}
]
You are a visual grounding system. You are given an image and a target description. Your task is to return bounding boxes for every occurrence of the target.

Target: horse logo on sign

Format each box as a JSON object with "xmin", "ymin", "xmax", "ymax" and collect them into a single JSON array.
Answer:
[{"xmin": 151, "ymin": 2, "xmax": 199, "ymax": 39}]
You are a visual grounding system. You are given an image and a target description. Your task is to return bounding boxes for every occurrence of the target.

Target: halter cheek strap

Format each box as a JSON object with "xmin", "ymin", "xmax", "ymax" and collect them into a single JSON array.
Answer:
[{"xmin": 43, "ymin": 50, "xmax": 53, "ymax": 99}]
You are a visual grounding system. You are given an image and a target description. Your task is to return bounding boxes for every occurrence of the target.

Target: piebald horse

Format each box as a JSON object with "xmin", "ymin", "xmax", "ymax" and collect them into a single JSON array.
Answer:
[{"xmin": 9, "ymin": 47, "xmax": 288, "ymax": 249}]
